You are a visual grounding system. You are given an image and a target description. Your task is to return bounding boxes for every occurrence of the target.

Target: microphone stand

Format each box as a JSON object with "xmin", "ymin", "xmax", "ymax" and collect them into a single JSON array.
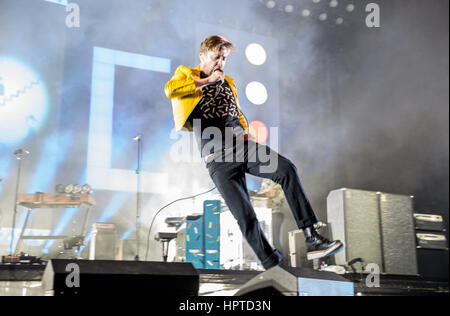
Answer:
[
  {"xmin": 10, "ymin": 149, "xmax": 29, "ymax": 255},
  {"xmin": 133, "ymin": 135, "xmax": 142, "ymax": 261}
]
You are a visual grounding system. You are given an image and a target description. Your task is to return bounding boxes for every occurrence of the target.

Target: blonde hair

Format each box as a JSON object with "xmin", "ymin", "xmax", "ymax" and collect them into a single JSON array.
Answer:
[{"xmin": 200, "ymin": 35, "xmax": 234, "ymax": 54}]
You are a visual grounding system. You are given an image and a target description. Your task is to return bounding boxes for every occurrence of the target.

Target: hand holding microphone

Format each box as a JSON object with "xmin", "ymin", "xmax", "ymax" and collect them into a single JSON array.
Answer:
[{"xmin": 207, "ymin": 68, "xmax": 224, "ymax": 84}]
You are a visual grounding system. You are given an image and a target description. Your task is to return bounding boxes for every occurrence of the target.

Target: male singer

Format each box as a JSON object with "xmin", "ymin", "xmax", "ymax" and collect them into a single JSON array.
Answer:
[{"xmin": 165, "ymin": 35, "xmax": 343, "ymax": 270}]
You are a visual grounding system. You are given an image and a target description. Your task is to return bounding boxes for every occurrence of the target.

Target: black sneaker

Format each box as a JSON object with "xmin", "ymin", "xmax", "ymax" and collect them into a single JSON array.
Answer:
[{"xmin": 305, "ymin": 230, "xmax": 344, "ymax": 261}]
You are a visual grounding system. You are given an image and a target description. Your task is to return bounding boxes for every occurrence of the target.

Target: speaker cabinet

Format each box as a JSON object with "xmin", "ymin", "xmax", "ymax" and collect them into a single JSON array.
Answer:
[
  {"xmin": 42, "ymin": 259, "xmax": 199, "ymax": 296},
  {"xmin": 89, "ymin": 223, "xmax": 117, "ymax": 260},
  {"xmin": 327, "ymin": 188, "xmax": 418, "ymax": 275},
  {"xmin": 379, "ymin": 192, "xmax": 418, "ymax": 275}
]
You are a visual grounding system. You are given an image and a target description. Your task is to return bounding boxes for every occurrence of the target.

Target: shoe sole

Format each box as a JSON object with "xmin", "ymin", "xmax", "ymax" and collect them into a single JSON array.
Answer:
[{"xmin": 306, "ymin": 241, "xmax": 344, "ymax": 261}]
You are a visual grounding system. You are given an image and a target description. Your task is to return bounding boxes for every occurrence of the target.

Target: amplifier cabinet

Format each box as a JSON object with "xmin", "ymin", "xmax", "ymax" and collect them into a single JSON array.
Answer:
[
  {"xmin": 89, "ymin": 223, "xmax": 117, "ymax": 260},
  {"xmin": 327, "ymin": 188, "xmax": 418, "ymax": 275},
  {"xmin": 379, "ymin": 193, "xmax": 418, "ymax": 275},
  {"xmin": 327, "ymin": 189, "xmax": 383, "ymax": 272}
]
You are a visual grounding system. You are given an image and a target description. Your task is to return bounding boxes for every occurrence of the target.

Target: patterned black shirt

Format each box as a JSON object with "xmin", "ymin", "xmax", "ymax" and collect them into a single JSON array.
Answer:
[{"xmin": 188, "ymin": 80, "xmax": 244, "ymax": 157}]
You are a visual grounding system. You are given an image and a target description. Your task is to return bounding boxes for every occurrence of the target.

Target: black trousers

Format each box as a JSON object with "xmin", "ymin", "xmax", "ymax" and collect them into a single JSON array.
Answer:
[{"xmin": 206, "ymin": 139, "xmax": 318, "ymax": 269}]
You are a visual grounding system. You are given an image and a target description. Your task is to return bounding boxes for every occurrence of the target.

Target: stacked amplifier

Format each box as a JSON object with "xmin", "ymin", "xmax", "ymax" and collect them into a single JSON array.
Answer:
[
  {"xmin": 89, "ymin": 222, "xmax": 117, "ymax": 260},
  {"xmin": 327, "ymin": 188, "xmax": 418, "ymax": 275},
  {"xmin": 413, "ymin": 213, "xmax": 448, "ymax": 279}
]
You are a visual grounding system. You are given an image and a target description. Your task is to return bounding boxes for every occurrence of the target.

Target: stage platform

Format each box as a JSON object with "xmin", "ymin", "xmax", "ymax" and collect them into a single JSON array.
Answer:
[{"xmin": 0, "ymin": 264, "xmax": 448, "ymax": 296}]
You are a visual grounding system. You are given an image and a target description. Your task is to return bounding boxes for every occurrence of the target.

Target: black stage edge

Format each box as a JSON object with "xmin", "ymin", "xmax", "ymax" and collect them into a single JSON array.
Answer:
[{"xmin": 0, "ymin": 264, "xmax": 448, "ymax": 296}]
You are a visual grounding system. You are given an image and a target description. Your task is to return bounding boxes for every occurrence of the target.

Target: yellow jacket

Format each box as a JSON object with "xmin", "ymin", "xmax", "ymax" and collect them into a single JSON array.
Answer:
[{"xmin": 164, "ymin": 65, "xmax": 249, "ymax": 133}]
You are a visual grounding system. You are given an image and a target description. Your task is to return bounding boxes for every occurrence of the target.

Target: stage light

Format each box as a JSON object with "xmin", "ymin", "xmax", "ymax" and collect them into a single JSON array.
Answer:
[
  {"xmin": 55, "ymin": 184, "xmax": 65, "ymax": 194},
  {"xmin": 245, "ymin": 81, "xmax": 268, "ymax": 105},
  {"xmin": 249, "ymin": 120, "xmax": 269, "ymax": 143},
  {"xmin": 302, "ymin": 9, "xmax": 311, "ymax": 17},
  {"xmin": 312, "ymin": 0, "xmax": 321, "ymax": 3},
  {"xmin": 266, "ymin": 0, "xmax": 276, "ymax": 9},
  {"xmin": 319, "ymin": 13, "xmax": 328, "ymax": 21},
  {"xmin": 56, "ymin": 183, "xmax": 92, "ymax": 194},
  {"xmin": 64, "ymin": 184, "xmax": 74, "ymax": 194},
  {"xmin": 336, "ymin": 17, "xmax": 344, "ymax": 25},
  {"xmin": 330, "ymin": 0, "xmax": 338, "ymax": 8},
  {"xmin": 346, "ymin": 4, "xmax": 355, "ymax": 12},
  {"xmin": 72, "ymin": 184, "xmax": 82, "ymax": 194},
  {"xmin": 81, "ymin": 184, "xmax": 92, "ymax": 194},
  {"xmin": 245, "ymin": 43, "xmax": 267, "ymax": 66},
  {"xmin": 284, "ymin": 5, "xmax": 294, "ymax": 13}
]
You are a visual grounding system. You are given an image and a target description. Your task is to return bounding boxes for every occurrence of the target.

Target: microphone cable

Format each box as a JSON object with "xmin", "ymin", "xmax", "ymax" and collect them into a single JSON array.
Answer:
[{"xmin": 144, "ymin": 186, "xmax": 217, "ymax": 261}]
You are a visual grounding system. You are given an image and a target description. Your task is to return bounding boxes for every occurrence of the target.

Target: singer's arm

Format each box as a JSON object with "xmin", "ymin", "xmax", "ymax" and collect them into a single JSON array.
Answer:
[
  {"xmin": 165, "ymin": 66, "xmax": 225, "ymax": 99},
  {"xmin": 165, "ymin": 66, "xmax": 199, "ymax": 99}
]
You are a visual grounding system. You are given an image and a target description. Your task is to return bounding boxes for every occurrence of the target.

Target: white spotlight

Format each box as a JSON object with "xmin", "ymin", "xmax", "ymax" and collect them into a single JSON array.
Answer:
[
  {"xmin": 319, "ymin": 13, "xmax": 328, "ymax": 21},
  {"xmin": 245, "ymin": 43, "xmax": 267, "ymax": 66},
  {"xmin": 302, "ymin": 9, "xmax": 311, "ymax": 17},
  {"xmin": 346, "ymin": 4, "xmax": 355, "ymax": 12},
  {"xmin": 284, "ymin": 4, "xmax": 294, "ymax": 13},
  {"xmin": 336, "ymin": 17, "xmax": 344, "ymax": 25},
  {"xmin": 81, "ymin": 184, "xmax": 93, "ymax": 194},
  {"xmin": 72, "ymin": 184, "xmax": 82, "ymax": 194},
  {"xmin": 330, "ymin": 0, "xmax": 338, "ymax": 8},
  {"xmin": 312, "ymin": 0, "xmax": 321, "ymax": 3},
  {"xmin": 266, "ymin": 0, "xmax": 276, "ymax": 9},
  {"xmin": 64, "ymin": 184, "xmax": 74, "ymax": 194},
  {"xmin": 245, "ymin": 82, "xmax": 268, "ymax": 105}
]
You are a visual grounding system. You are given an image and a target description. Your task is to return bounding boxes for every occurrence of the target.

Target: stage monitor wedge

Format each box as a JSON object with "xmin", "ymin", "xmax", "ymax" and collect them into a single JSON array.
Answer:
[
  {"xmin": 235, "ymin": 266, "xmax": 354, "ymax": 296},
  {"xmin": 42, "ymin": 259, "xmax": 199, "ymax": 296}
]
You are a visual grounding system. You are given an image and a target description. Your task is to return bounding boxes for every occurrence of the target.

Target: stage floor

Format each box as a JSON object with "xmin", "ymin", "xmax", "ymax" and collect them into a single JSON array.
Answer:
[{"xmin": 0, "ymin": 264, "xmax": 448, "ymax": 296}]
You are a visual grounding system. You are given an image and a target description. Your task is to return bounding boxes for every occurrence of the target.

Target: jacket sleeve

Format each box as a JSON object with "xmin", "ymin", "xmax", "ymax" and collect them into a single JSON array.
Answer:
[{"xmin": 164, "ymin": 66, "xmax": 198, "ymax": 99}]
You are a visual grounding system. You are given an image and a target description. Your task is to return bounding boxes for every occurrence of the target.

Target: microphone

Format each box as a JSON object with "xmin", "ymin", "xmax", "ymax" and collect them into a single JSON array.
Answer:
[
  {"xmin": 214, "ymin": 68, "xmax": 224, "ymax": 85},
  {"xmin": 13, "ymin": 149, "xmax": 30, "ymax": 160}
]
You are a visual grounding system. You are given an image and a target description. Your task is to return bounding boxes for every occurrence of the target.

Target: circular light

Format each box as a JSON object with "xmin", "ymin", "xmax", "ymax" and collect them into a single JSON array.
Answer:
[
  {"xmin": 245, "ymin": 82, "xmax": 268, "ymax": 105},
  {"xmin": 266, "ymin": 0, "xmax": 275, "ymax": 9},
  {"xmin": 56, "ymin": 184, "xmax": 65, "ymax": 194},
  {"xmin": 245, "ymin": 43, "xmax": 267, "ymax": 66},
  {"xmin": 336, "ymin": 17, "xmax": 344, "ymax": 25},
  {"xmin": 249, "ymin": 120, "xmax": 269, "ymax": 144},
  {"xmin": 0, "ymin": 58, "xmax": 48, "ymax": 145},
  {"xmin": 302, "ymin": 9, "xmax": 311, "ymax": 17},
  {"xmin": 319, "ymin": 13, "xmax": 328, "ymax": 21},
  {"xmin": 346, "ymin": 4, "xmax": 355, "ymax": 12},
  {"xmin": 312, "ymin": 0, "xmax": 321, "ymax": 3},
  {"xmin": 330, "ymin": 0, "xmax": 338, "ymax": 8},
  {"xmin": 72, "ymin": 184, "xmax": 82, "ymax": 194},
  {"xmin": 81, "ymin": 184, "xmax": 92, "ymax": 194},
  {"xmin": 64, "ymin": 184, "xmax": 74, "ymax": 194},
  {"xmin": 284, "ymin": 4, "xmax": 294, "ymax": 13}
]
